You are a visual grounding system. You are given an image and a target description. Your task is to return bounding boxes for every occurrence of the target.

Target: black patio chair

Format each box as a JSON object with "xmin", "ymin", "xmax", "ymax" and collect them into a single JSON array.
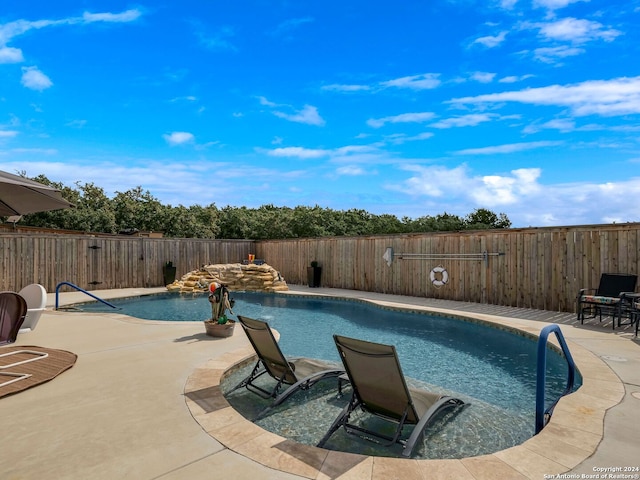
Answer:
[
  {"xmin": 623, "ymin": 294, "xmax": 640, "ymax": 337},
  {"xmin": 577, "ymin": 273, "xmax": 638, "ymax": 329}
]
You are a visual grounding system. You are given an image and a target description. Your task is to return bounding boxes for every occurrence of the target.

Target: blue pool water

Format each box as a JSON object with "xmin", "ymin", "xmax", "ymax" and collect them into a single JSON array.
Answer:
[{"xmin": 79, "ymin": 291, "xmax": 580, "ymax": 458}]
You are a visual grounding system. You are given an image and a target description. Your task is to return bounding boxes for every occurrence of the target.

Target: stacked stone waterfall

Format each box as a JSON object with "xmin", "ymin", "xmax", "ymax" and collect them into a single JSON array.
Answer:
[{"xmin": 166, "ymin": 263, "xmax": 288, "ymax": 293}]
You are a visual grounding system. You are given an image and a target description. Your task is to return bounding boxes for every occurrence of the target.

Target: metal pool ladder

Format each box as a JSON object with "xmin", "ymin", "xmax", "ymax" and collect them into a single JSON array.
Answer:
[
  {"xmin": 535, "ymin": 324, "xmax": 577, "ymax": 434},
  {"xmin": 55, "ymin": 281, "xmax": 118, "ymax": 310}
]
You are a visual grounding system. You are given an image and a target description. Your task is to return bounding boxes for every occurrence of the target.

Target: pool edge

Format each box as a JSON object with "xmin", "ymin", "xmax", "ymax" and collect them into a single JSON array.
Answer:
[{"xmin": 184, "ymin": 304, "xmax": 622, "ymax": 480}]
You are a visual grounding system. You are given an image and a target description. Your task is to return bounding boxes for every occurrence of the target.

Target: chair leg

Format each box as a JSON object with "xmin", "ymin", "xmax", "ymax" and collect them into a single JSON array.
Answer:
[
  {"xmin": 577, "ymin": 299, "xmax": 586, "ymax": 324},
  {"xmin": 317, "ymin": 397, "xmax": 357, "ymax": 448}
]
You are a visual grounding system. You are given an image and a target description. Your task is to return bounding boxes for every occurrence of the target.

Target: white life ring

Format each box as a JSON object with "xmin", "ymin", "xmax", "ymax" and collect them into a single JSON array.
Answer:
[{"xmin": 430, "ymin": 266, "xmax": 449, "ymax": 287}]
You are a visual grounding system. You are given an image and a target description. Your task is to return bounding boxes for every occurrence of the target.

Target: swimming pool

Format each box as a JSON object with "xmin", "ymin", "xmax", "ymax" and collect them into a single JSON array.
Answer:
[{"xmin": 79, "ymin": 291, "xmax": 580, "ymax": 458}]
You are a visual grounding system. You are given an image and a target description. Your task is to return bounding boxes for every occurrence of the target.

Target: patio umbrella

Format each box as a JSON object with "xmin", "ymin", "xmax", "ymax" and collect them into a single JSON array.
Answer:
[{"xmin": 0, "ymin": 170, "xmax": 74, "ymax": 216}]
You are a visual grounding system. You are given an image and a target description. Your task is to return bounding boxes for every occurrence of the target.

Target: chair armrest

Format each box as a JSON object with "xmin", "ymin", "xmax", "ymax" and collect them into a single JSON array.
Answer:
[
  {"xmin": 620, "ymin": 292, "xmax": 640, "ymax": 299},
  {"xmin": 619, "ymin": 292, "xmax": 640, "ymax": 305}
]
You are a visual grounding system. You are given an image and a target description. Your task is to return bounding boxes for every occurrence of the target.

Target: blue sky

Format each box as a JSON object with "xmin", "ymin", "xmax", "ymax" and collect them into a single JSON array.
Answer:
[{"xmin": 1, "ymin": 1, "xmax": 639, "ymax": 228}]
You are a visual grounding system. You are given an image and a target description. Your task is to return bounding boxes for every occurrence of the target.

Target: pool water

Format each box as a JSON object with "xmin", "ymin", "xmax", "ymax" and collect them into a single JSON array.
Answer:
[{"xmin": 79, "ymin": 291, "xmax": 581, "ymax": 459}]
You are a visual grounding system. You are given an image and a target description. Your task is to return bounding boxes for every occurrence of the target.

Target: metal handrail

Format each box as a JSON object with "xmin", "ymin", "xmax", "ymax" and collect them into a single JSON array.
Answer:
[
  {"xmin": 535, "ymin": 324, "xmax": 577, "ymax": 434},
  {"xmin": 55, "ymin": 281, "xmax": 117, "ymax": 310}
]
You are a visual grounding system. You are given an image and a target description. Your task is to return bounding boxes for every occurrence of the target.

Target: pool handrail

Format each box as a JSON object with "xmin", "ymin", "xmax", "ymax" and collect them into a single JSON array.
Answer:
[
  {"xmin": 535, "ymin": 323, "xmax": 577, "ymax": 434},
  {"xmin": 55, "ymin": 282, "xmax": 118, "ymax": 310}
]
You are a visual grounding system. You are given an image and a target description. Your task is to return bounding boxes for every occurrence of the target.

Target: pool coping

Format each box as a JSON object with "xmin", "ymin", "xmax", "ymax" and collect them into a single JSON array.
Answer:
[{"xmin": 183, "ymin": 294, "xmax": 624, "ymax": 480}]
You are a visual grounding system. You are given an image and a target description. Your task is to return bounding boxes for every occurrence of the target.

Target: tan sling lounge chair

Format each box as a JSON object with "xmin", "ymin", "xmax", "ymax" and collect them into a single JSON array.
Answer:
[
  {"xmin": 230, "ymin": 316, "xmax": 344, "ymax": 415},
  {"xmin": 317, "ymin": 335, "xmax": 465, "ymax": 457}
]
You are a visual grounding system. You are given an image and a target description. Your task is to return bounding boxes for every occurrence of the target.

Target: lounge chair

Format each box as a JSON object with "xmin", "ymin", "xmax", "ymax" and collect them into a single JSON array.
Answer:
[
  {"xmin": 0, "ymin": 292, "xmax": 28, "ymax": 345},
  {"xmin": 18, "ymin": 284, "xmax": 47, "ymax": 333},
  {"xmin": 317, "ymin": 335, "xmax": 465, "ymax": 458},
  {"xmin": 577, "ymin": 273, "xmax": 638, "ymax": 329},
  {"xmin": 229, "ymin": 315, "xmax": 345, "ymax": 414}
]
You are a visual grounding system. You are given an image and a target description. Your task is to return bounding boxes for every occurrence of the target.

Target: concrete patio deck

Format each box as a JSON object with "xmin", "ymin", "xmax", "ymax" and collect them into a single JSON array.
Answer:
[{"xmin": 1, "ymin": 286, "xmax": 638, "ymax": 480}]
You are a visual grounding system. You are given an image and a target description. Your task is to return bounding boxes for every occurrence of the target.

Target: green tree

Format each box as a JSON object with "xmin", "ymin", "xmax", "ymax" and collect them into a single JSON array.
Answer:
[
  {"xmin": 217, "ymin": 206, "xmax": 255, "ymax": 239},
  {"xmin": 19, "ymin": 176, "xmax": 105, "ymax": 231},
  {"xmin": 465, "ymin": 208, "xmax": 512, "ymax": 230},
  {"xmin": 11, "ymin": 172, "xmax": 512, "ymax": 239},
  {"xmin": 112, "ymin": 187, "xmax": 168, "ymax": 233},
  {"xmin": 369, "ymin": 213, "xmax": 405, "ymax": 234}
]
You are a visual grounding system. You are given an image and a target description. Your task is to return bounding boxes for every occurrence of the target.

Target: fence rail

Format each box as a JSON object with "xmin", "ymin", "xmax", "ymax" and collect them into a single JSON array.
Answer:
[{"xmin": 1, "ymin": 222, "xmax": 639, "ymax": 313}]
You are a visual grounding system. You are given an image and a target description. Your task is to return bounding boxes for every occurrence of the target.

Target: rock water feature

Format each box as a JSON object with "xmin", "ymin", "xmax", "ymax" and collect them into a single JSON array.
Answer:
[{"xmin": 166, "ymin": 263, "xmax": 289, "ymax": 293}]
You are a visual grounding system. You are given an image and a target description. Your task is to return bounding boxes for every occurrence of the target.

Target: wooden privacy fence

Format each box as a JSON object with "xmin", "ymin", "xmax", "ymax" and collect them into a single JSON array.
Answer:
[
  {"xmin": 1, "ymin": 223, "xmax": 638, "ymax": 313},
  {"xmin": 255, "ymin": 223, "xmax": 640, "ymax": 313},
  {"xmin": 0, "ymin": 234, "xmax": 253, "ymax": 293}
]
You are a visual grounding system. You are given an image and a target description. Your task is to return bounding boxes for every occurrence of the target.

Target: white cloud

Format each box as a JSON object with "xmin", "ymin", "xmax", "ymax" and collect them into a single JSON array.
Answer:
[
  {"xmin": 163, "ymin": 131, "xmax": 195, "ymax": 146},
  {"xmin": 170, "ymin": 95, "xmax": 197, "ymax": 103},
  {"xmin": 471, "ymin": 72, "xmax": 496, "ymax": 83},
  {"xmin": 0, "ymin": 9, "xmax": 142, "ymax": 45},
  {"xmin": 380, "ymin": 73, "xmax": 441, "ymax": 90},
  {"xmin": 394, "ymin": 164, "xmax": 471, "ymax": 197},
  {"xmin": 334, "ymin": 145, "xmax": 377, "ymax": 155},
  {"xmin": 532, "ymin": 45, "xmax": 584, "ymax": 63},
  {"xmin": 1, "ymin": 10, "xmax": 141, "ymax": 89},
  {"xmin": 367, "ymin": 112, "xmax": 436, "ymax": 128},
  {"xmin": 387, "ymin": 164, "xmax": 640, "ymax": 227},
  {"xmin": 450, "ymin": 76, "xmax": 640, "ymax": 117},
  {"xmin": 0, "ymin": 130, "xmax": 19, "ymax": 138},
  {"xmin": 321, "ymin": 84, "xmax": 371, "ymax": 92},
  {"xmin": 65, "ymin": 119, "xmax": 88, "ymax": 128},
  {"xmin": 258, "ymin": 97, "xmax": 325, "ymax": 126},
  {"xmin": 271, "ymin": 17, "xmax": 314, "ymax": 36},
  {"xmin": 0, "ymin": 20, "xmax": 60, "ymax": 46},
  {"xmin": 430, "ymin": 114, "xmax": 495, "ymax": 129},
  {"xmin": 534, "ymin": 18, "xmax": 622, "ymax": 44},
  {"xmin": 195, "ymin": 25, "xmax": 236, "ymax": 51},
  {"xmin": 454, "ymin": 141, "xmax": 562, "ymax": 155},
  {"xmin": 336, "ymin": 166, "xmax": 366, "ymax": 176},
  {"xmin": 266, "ymin": 147, "xmax": 329, "ymax": 159},
  {"xmin": 264, "ymin": 144, "xmax": 379, "ymax": 159},
  {"xmin": 0, "ymin": 46, "xmax": 23, "ymax": 63},
  {"xmin": 11, "ymin": 147, "xmax": 57, "ymax": 155},
  {"xmin": 21, "ymin": 66, "xmax": 52, "ymax": 90},
  {"xmin": 82, "ymin": 10, "xmax": 142, "ymax": 23},
  {"xmin": 523, "ymin": 118, "xmax": 576, "ymax": 133},
  {"xmin": 472, "ymin": 31, "xmax": 508, "ymax": 48},
  {"xmin": 384, "ymin": 132, "xmax": 434, "ymax": 144},
  {"xmin": 472, "ymin": 169, "xmax": 542, "ymax": 205},
  {"xmin": 273, "ymin": 105, "xmax": 325, "ymax": 126},
  {"xmin": 500, "ymin": 0, "xmax": 519, "ymax": 9},
  {"xmin": 322, "ymin": 73, "xmax": 441, "ymax": 95},
  {"xmin": 499, "ymin": 74, "xmax": 534, "ymax": 83},
  {"xmin": 257, "ymin": 96, "xmax": 278, "ymax": 107},
  {"xmin": 533, "ymin": 0, "xmax": 589, "ymax": 10}
]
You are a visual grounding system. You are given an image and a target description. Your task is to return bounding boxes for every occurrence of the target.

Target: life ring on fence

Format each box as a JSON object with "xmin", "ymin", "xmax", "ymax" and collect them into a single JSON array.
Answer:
[{"xmin": 430, "ymin": 266, "xmax": 449, "ymax": 287}]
